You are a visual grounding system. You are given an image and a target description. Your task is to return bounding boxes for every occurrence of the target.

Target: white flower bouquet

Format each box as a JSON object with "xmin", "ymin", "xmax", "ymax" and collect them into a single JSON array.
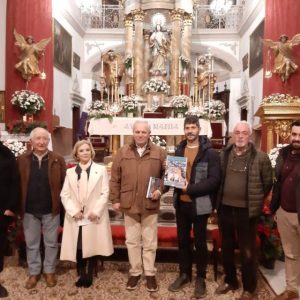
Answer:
[
  {"xmin": 268, "ymin": 144, "xmax": 289, "ymax": 168},
  {"xmin": 121, "ymin": 95, "xmax": 139, "ymax": 113},
  {"xmin": 203, "ymin": 99, "xmax": 227, "ymax": 120},
  {"xmin": 185, "ymin": 106, "xmax": 204, "ymax": 118},
  {"xmin": 170, "ymin": 95, "xmax": 190, "ymax": 113},
  {"xmin": 3, "ymin": 139, "xmax": 27, "ymax": 157},
  {"xmin": 11, "ymin": 90, "xmax": 45, "ymax": 115},
  {"xmin": 150, "ymin": 135, "xmax": 167, "ymax": 149},
  {"xmin": 88, "ymin": 100, "xmax": 113, "ymax": 119},
  {"xmin": 142, "ymin": 79, "xmax": 170, "ymax": 94}
]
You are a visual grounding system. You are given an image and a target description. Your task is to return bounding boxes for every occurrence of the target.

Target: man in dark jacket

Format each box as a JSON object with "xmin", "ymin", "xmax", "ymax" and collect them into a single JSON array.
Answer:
[
  {"xmin": 17, "ymin": 128, "xmax": 66, "ymax": 290},
  {"xmin": 168, "ymin": 115, "xmax": 221, "ymax": 298},
  {"xmin": 215, "ymin": 121, "xmax": 273, "ymax": 300},
  {"xmin": 0, "ymin": 141, "xmax": 19, "ymax": 298},
  {"xmin": 271, "ymin": 119, "xmax": 300, "ymax": 300}
]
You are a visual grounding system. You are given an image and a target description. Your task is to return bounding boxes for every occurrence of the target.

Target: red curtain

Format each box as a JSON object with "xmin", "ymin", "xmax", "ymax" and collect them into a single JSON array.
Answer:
[
  {"xmin": 263, "ymin": 0, "xmax": 300, "ymax": 97},
  {"xmin": 5, "ymin": 0, "xmax": 53, "ymax": 130}
]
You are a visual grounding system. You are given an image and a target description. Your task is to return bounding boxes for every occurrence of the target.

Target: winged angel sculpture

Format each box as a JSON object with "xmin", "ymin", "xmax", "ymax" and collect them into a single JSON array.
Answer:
[
  {"xmin": 263, "ymin": 34, "xmax": 300, "ymax": 82},
  {"xmin": 14, "ymin": 29, "xmax": 51, "ymax": 82}
]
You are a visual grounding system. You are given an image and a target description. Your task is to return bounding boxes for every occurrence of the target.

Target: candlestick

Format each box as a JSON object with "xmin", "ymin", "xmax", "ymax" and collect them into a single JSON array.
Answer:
[
  {"xmin": 132, "ymin": 57, "xmax": 134, "ymax": 78},
  {"xmin": 195, "ymin": 59, "xmax": 197, "ymax": 77},
  {"xmin": 115, "ymin": 61, "xmax": 118, "ymax": 77},
  {"xmin": 101, "ymin": 59, "xmax": 104, "ymax": 77}
]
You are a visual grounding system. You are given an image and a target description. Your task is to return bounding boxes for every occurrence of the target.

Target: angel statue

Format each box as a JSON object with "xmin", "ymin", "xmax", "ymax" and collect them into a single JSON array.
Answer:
[
  {"xmin": 263, "ymin": 34, "xmax": 300, "ymax": 82},
  {"xmin": 14, "ymin": 30, "xmax": 51, "ymax": 82},
  {"xmin": 101, "ymin": 49, "xmax": 125, "ymax": 88}
]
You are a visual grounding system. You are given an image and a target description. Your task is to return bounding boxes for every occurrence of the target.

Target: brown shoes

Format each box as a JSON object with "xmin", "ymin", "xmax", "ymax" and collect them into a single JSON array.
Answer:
[
  {"xmin": 25, "ymin": 275, "xmax": 41, "ymax": 289},
  {"xmin": 43, "ymin": 273, "xmax": 57, "ymax": 287},
  {"xmin": 146, "ymin": 276, "xmax": 158, "ymax": 292},
  {"xmin": 275, "ymin": 290, "xmax": 299, "ymax": 300},
  {"xmin": 126, "ymin": 275, "xmax": 141, "ymax": 290}
]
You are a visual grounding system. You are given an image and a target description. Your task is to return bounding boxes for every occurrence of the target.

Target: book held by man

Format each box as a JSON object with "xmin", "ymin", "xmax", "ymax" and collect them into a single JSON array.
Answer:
[
  {"xmin": 164, "ymin": 155, "xmax": 187, "ymax": 189},
  {"xmin": 146, "ymin": 177, "xmax": 161, "ymax": 198}
]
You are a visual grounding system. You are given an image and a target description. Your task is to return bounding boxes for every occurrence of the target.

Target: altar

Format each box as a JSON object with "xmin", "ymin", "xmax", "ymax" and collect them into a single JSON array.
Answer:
[{"xmin": 88, "ymin": 117, "xmax": 213, "ymax": 138}]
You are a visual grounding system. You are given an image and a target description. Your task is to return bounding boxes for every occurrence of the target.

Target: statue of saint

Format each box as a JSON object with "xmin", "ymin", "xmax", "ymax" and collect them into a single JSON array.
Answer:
[
  {"xmin": 14, "ymin": 29, "xmax": 51, "ymax": 82},
  {"xmin": 263, "ymin": 34, "xmax": 300, "ymax": 82},
  {"xmin": 101, "ymin": 49, "xmax": 124, "ymax": 88},
  {"xmin": 149, "ymin": 24, "xmax": 170, "ymax": 75},
  {"xmin": 197, "ymin": 55, "xmax": 216, "ymax": 101}
]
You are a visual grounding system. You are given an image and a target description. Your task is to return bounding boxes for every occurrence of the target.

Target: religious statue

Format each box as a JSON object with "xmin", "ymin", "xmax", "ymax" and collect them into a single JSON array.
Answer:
[
  {"xmin": 101, "ymin": 49, "xmax": 124, "ymax": 88},
  {"xmin": 149, "ymin": 23, "xmax": 170, "ymax": 75},
  {"xmin": 14, "ymin": 29, "xmax": 51, "ymax": 82},
  {"xmin": 263, "ymin": 34, "xmax": 300, "ymax": 82},
  {"xmin": 197, "ymin": 55, "xmax": 216, "ymax": 102}
]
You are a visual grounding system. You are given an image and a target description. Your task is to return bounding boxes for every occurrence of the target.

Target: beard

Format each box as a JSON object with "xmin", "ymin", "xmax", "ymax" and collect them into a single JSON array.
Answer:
[{"xmin": 291, "ymin": 141, "xmax": 300, "ymax": 149}]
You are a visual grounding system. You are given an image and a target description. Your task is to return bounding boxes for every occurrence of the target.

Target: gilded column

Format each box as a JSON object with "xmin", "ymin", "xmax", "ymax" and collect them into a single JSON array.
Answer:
[
  {"xmin": 143, "ymin": 31, "xmax": 151, "ymax": 82},
  {"xmin": 124, "ymin": 15, "xmax": 134, "ymax": 58},
  {"xmin": 170, "ymin": 9, "xmax": 183, "ymax": 96},
  {"xmin": 182, "ymin": 13, "xmax": 193, "ymax": 94},
  {"xmin": 132, "ymin": 9, "xmax": 145, "ymax": 96}
]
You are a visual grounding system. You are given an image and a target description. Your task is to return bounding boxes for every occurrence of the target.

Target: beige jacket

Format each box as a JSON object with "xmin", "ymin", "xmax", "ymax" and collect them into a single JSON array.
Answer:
[
  {"xmin": 109, "ymin": 141, "xmax": 166, "ymax": 215},
  {"xmin": 60, "ymin": 163, "xmax": 113, "ymax": 262}
]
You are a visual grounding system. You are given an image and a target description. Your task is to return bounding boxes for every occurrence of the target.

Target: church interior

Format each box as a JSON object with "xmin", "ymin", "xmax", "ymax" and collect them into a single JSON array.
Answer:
[{"xmin": 0, "ymin": 0, "xmax": 300, "ymax": 298}]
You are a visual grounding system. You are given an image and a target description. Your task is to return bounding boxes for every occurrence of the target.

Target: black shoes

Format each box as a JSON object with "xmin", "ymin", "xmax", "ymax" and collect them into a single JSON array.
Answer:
[
  {"xmin": 126, "ymin": 275, "xmax": 141, "ymax": 290},
  {"xmin": 168, "ymin": 273, "xmax": 191, "ymax": 292},
  {"xmin": 146, "ymin": 276, "xmax": 158, "ymax": 292},
  {"xmin": 194, "ymin": 277, "xmax": 206, "ymax": 298},
  {"xmin": 0, "ymin": 284, "xmax": 8, "ymax": 298},
  {"xmin": 215, "ymin": 280, "xmax": 239, "ymax": 294}
]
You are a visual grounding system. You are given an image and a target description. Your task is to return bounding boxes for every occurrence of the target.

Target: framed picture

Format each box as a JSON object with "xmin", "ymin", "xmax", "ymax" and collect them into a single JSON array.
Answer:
[
  {"xmin": 249, "ymin": 20, "xmax": 264, "ymax": 77},
  {"xmin": 53, "ymin": 19, "xmax": 72, "ymax": 76},
  {"xmin": 73, "ymin": 52, "xmax": 80, "ymax": 70},
  {"xmin": 242, "ymin": 53, "xmax": 248, "ymax": 71}
]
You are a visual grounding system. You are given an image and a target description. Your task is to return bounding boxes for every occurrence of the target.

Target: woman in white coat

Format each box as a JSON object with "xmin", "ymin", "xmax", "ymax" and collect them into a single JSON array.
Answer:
[{"xmin": 60, "ymin": 140, "xmax": 113, "ymax": 288}]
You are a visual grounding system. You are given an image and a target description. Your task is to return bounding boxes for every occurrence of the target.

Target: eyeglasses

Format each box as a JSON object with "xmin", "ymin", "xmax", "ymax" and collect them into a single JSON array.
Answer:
[{"xmin": 229, "ymin": 156, "xmax": 248, "ymax": 172}]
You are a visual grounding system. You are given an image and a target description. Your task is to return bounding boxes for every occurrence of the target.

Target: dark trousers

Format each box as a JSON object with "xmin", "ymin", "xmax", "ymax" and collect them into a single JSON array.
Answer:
[
  {"xmin": 0, "ymin": 215, "xmax": 12, "ymax": 272},
  {"xmin": 176, "ymin": 201, "xmax": 209, "ymax": 278},
  {"xmin": 218, "ymin": 205, "xmax": 258, "ymax": 293}
]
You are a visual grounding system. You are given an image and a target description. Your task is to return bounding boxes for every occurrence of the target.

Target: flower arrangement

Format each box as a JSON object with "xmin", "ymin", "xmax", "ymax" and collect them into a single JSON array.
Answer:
[
  {"xmin": 11, "ymin": 90, "xmax": 45, "ymax": 115},
  {"xmin": 170, "ymin": 95, "xmax": 190, "ymax": 114},
  {"xmin": 6, "ymin": 120, "xmax": 47, "ymax": 134},
  {"xmin": 257, "ymin": 192, "xmax": 284, "ymax": 268},
  {"xmin": 179, "ymin": 55, "xmax": 191, "ymax": 69},
  {"xmin": 142, "ymin": 79, "xmax": 170, "ymax": 94},
  {"xmin": 3, "ymin": 139, "xmax": 27, "ymax": 157},
  {"xmin": 88, "ymin": 100, "xmax": 113, "ymax": 119},
  {"xmin": 185, "ymin": 106, "xmax": 204, "ymax": 118},
  {"xmin": 150, "ymin": 135, "xmax": 167, "ymax": 149},
  {"xmin": 121, "ymin": 95, "xmax": 139, "ymax": 113},
  {"xmin": 268, "ymin": 144, "xmax": 289, "ymax": 168},
  {"xmin": 203, "ymin": 99, "xmax": 227, "ymax": 120}
]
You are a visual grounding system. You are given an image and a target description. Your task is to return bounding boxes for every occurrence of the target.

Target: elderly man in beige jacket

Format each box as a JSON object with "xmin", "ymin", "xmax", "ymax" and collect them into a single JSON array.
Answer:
[{"xmin": 109, "ymin": 120, "xmax": 166, "ymax": 292}]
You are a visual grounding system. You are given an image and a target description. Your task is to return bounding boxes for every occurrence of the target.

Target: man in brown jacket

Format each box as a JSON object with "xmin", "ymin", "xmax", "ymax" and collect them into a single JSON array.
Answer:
[
  {"xmin": 110, "ymin": 120, "xmax": 166, "ymax": 292},
  {"xmin": 17, "ymin": 127, "xmax": 66, "ymax": 289}
]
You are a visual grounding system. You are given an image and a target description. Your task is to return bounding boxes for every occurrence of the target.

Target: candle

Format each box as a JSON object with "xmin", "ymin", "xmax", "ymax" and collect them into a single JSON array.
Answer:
[
  {"xmin": 115, "ymin": 61, "xmax": 118, "ymax": 77},
  {"xmin": 211, "ymin": 57, "xmax": 214, "ymax": 73},
  {"xmin": 195, "ymin": 59, "xmax": 197, "ymax": 77},
  {"xmin": 132, "ymin": 57, "xmax": 134, "ymax": 77},
  {"xmin": 101, "ymin": 59, "xmax": 104, "ymax": 77},
  {"xmin": 178, "ymin": 57, "xmax": 181, "ymax": 78}
]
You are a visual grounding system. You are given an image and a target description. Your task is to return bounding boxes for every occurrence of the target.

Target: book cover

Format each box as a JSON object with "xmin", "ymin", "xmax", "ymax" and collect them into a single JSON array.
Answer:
[
  {"xmin": 146, "ymin": 177, "xmax": 161, "ymax": 198},
  {"xmin": 164, "ymin": 155, "xmax": 187, "ymax": 189}
]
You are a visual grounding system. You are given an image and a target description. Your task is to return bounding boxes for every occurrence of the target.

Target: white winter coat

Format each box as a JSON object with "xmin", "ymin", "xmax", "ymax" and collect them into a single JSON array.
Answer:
[{"xmin": 60, "ymin": 163, "xmax": 113, "ymax": 262}]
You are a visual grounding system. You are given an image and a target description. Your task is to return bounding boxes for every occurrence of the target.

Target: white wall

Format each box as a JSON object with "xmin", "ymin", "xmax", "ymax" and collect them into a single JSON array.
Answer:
[
  {"xmin": 0, "ymin": 0, "xmax": 7, "ymax": 90},
  {"xmin": 52, "ymin": 0, "xmax": 85, "ymax": 128}
]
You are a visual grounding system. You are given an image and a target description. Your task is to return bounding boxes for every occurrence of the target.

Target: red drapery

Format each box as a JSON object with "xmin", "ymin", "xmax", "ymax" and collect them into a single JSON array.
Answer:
[
  {"xmin": 5, "ymin": 0, "xmax": 53, "ymax": 130},
  {"xmin": 263, "ymin": 0, "xmax": 300, "ymax": 97}
]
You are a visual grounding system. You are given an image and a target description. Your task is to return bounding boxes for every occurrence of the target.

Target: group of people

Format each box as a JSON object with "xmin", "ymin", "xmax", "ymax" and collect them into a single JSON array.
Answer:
[{"xmin": 0, "ymin": 117, "xmax": 299, "ymax": 300}]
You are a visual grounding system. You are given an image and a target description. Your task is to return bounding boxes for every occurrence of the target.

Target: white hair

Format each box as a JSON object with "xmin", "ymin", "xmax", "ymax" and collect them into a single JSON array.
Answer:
[
  {"xmin": 30, "ymin": 127, "xmax": 50, "ymax": 140},
  {"xmin": 132, "ymin": 120, "xmax": 151, "ymax": 133},
  {"xmin": 233, "ymin": 121, "xmax": 252, "ymax": 135}
]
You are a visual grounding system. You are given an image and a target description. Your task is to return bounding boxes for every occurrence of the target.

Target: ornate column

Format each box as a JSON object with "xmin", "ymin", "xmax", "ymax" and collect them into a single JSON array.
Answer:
[
  {"xmin": 181, "ymin": 13, "xmax": 193, "ymax": 96},
  {"xmin": 170, "ymin": 9, "xmax": 183, "ymax": 96},
  {"xmin": 132, "ymin": 9, "xmax": 145, "ymax": 96},
  {"xmin": 143, "ymin": 31, "xmax": 151, "ymax": 82},
  {"xmin": 124, "ymin": 15, "xmax": 134, "ymax": 95}
]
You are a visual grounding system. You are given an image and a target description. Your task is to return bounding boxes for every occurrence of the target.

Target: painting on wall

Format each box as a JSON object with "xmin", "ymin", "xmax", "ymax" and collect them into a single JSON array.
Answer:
[
  {"xmin": 73, "ymin": 52, "xmax": 80, "ymax": 70},
  {"xmin": 242, "ymin": 53, "xmax": 249, "ymax": 71},
  {"xmin": 53, "ymin": 19, "xmax": 72, "ymax": 76},
  {"xmin": 249, "ymin": 20, "xmax": 264, "ymax": 77}
]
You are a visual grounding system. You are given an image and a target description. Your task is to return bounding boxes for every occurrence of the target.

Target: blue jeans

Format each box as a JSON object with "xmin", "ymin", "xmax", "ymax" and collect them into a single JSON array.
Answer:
[{"xmin": 23, "ymin": 213, "xmax": 60, "ymax": 275}]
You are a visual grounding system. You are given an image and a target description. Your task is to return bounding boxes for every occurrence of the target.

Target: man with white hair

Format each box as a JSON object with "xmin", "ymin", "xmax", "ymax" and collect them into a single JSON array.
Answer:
[
  {"xmin": 17, "ymin": 127, "xmax": 66, "ymax": 289},
  {"xmin": 109, "ymin": 120, "xmax": 166, "ymax": 292},
  {"xmin": 215, "ymin": 121, "xmax": 273, "ymax": 300}
]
